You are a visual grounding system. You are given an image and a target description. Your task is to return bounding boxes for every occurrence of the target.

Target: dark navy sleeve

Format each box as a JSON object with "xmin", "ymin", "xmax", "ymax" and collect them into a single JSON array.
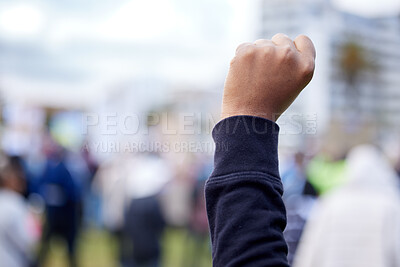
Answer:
[{"xmin": 205, "ymin": 116, "xmax": 289, "ymax": 267}]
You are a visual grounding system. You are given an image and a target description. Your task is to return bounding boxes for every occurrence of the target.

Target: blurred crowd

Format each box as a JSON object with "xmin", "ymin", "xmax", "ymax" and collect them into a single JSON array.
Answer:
[
  {"xmin": 0, "ymin": 116, "xmax": 213, "ymax": 267},
  {"xmin": 281, "ymin": 145, "xmax": 400, "ymax": 267},
  {"xmin": 1, "ymin": 108, "xmax": 400, "ymax": 267}
]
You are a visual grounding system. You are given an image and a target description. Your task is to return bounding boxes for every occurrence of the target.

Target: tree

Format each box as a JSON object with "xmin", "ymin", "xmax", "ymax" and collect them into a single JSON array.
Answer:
[{"xmin": 338, "ymin": 41, "xmax": 371, "ymax": 112}]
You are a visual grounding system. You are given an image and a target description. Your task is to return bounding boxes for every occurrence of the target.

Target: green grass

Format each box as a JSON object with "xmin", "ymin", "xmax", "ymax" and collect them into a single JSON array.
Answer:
[
  {"xmin": 42, "ymin": 227, "xmax": 212, "ymax": 267},
  {"xmin": 162, "ymin": 228, "xmax": 212, "ymax": 267}
]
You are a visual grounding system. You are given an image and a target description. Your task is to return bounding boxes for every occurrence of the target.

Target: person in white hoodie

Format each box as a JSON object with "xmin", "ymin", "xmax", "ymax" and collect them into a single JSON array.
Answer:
[{"xmin": 293, "ymin": 145, "xmax": 400, "ymax": 267}]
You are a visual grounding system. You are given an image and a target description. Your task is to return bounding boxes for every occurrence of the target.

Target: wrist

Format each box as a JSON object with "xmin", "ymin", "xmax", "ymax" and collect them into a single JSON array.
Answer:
[
  {"xmin": 211, "ymin": 115, "xmax": 281, "ymax": 179},
  {"xmin": 221, "ymin": 110, "xmax": 280, "ymax": 122}
]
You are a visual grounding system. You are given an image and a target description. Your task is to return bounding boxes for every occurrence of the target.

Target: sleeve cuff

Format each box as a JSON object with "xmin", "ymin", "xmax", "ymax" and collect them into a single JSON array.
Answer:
[{"xmin": 211, "ymin": 115, "xmax": 280, "ymax": 178}]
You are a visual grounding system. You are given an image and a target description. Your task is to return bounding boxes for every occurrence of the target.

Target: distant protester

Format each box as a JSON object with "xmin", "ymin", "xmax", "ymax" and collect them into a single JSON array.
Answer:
[
  {"xmin": 37, "ymin": 144, "xmax": 81, "ymax": 267},
  {"xmin": 293, "ymin": 145, "xmax": 400, "ymax": 267},
  {"xmin": 123, "ymin": 152, "xmax": 171, "ymax": 267},
  {"xmin": 0, "ymin": 154, "xmax": 38, "ymax": 267},
  {"xmin": 281, "ymin": 152, "xmax": 318, "ymax": 265}
]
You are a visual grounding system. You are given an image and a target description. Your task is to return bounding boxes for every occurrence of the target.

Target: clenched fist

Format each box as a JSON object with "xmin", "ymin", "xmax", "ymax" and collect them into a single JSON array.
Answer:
[{"xmin": 221, "ymin": 33, "xmax": 316, "ymax": 121}]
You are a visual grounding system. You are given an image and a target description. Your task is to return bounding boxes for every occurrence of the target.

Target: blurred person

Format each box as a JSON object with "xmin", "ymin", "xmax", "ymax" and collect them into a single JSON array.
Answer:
[
  {"xmin": 159, "ymin": 163, "xmax": 192, "ymax": 229},
  {"xmin": 92, "ymin": 155, "xmax": 126, "ymax": 230},
  {"xmin": 37, "ymin": 137, "xmax": 81, "ymax": 267},
  {"xmin": 64, "ymin": 148, "xmax": 94, "ymax": 228},
  {"xmin": 283, "ymin": 190, "xmax": 317, "ymax": 265},
  {"xmin": 306, "ymin": 153, "xmax": 347, "ymax": 195},
  {"xmin": 0, "ymin": 154, "xmax": 39, "ymax": 267},
  {"xmin": 281, "ymin": 152, "xmax": 318, "ymax": 265},
  {"xmin": 189, "ymin": 157, "xmax": 212, "ymax": 237},
  {"xmin": 205, "ymin": 33, "xmax": 315, "ymax": 266},
  {"xmin": 22, "ymin": 146, "xmax": 47, "ymax": 198},
  {"xmin": 92, "ymin": 153, "xmax": 131, "ymax": 265},
  {"xmin": 78, "ymin": 145, "xmax": 100, "ymax": 227},
  {"xmin": 182, "ymin": 156, "xmax": 212, "ymax": 267},
  {"xmin": 395, "ymin": 153, "xmax": 400, "ymax": 179},
  {"xmin": 123, "ymin": 152, "xmax": 172, "ymax": 267},
  {"xmin": 293, "ymin": 145, "xmax": 400, "ymax": 267},
  {"xmin": 281, "ymin": 152, "xmax": 313, "ymax": 200}
]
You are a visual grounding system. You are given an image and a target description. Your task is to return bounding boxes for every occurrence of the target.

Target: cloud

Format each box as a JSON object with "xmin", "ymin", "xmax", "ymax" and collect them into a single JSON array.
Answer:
[
  {"xmin": 97, "ymin": 0, "xmax": 186, "ymax": 42},
  {"xmin": 333, "ymin": 0, "xmax": 400, "ymax": 17},
  {"xmin": 0, "ymin": 3, "xmax": 45, "ymax": 38}
]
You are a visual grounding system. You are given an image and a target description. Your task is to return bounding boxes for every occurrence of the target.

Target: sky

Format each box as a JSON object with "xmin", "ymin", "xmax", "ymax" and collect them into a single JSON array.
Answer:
[
  {"xmin": 0, "ymin": 0, "xmax": 252, "ymax": 108},
  {"xmin": 333, "ymin": 0, "xmax": 400, "ymax": 17},
  {"xmin": 0, "ymin": 0, "xmax": 399, "ymax": 108}
]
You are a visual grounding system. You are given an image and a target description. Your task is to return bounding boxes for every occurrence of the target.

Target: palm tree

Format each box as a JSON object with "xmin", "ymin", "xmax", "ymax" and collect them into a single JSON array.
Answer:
[
  {"xmin": 335, "ymin": 40, "xmax": 383, "ymax": 148},
  {"xmin": 338, "ymin": 41, "xmax": 370, "ymax": 112}
]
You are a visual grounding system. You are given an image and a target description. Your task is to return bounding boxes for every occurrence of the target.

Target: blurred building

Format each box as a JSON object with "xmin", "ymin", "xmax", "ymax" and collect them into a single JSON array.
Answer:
[{"xmin": 258, "ymin": 0, "xmax": 400, "ymax": 146}]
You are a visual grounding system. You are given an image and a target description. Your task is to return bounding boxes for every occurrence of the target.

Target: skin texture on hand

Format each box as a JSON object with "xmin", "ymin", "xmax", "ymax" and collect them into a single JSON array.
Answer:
[{"xmin": 221, "ymin": 33, "xmax": 316, "ymax": 122}]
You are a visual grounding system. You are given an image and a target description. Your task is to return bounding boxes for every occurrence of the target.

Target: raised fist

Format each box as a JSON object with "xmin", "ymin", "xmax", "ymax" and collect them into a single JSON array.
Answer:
[{"xmin": 221, "ymin": 33, "xmax": 316, "ymax": 121}]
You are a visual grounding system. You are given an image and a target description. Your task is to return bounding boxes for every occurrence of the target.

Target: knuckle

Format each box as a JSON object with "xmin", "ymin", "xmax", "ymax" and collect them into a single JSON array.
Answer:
[
  {"xmin": 301, "ymin": 59, "xmax": 315, "ymax": 75},
  {"xmin": 229, "ymin": 56, "xmax": 237, "ymax": 67},
  {"xmin": 236, "ymin": 42, "xmax": 252, "ymax": 54},
  {"xmin": 254, "ymin": 39, "xmax": 271, "ymax": 46},
  {"xmin": 236, "ymin": 42, "xmax": 247, "ymax": 52},
  {"xmin": 239, "ymin": 45, "xmax": 256, "ymax": 59},
  {"xmin": 260, "ymin": 45, "xmax": 274, "ymax": 56},
  {"xmin": 273, "ymin": 33, "xmax": 287, "ymax": 39},
  {"xmin": 297, "ymin": 34, "xmax": 310, "ymax": 41},
  {"xmin": 280, "ymin": 45, "xmax": 293, "ymax": 59}
]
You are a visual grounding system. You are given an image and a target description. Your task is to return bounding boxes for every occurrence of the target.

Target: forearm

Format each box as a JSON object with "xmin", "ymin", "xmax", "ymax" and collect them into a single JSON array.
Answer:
[
  {"xmin": 205, "ymin": 116, "xmax": 289, "ymax": 267},
  {"xmin": 206, "ymin": 32, "xmax": 315, "ymax": 266}
]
